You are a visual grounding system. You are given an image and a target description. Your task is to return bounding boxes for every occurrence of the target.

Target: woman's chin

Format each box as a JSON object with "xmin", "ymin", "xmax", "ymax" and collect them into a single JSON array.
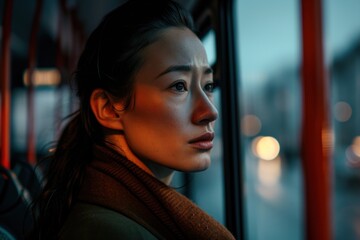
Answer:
[{"xmin": 183, "ymin": 157, "xmax": 211, "ymax": 173}]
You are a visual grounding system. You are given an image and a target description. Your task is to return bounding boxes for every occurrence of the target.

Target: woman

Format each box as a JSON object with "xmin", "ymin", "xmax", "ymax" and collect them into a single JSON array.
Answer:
[{"xmin": 32, "ymin": 0, "xmax": 235, "ymax": 239}]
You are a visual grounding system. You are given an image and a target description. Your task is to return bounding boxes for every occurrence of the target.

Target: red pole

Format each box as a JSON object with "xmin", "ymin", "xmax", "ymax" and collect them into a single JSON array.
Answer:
[
  {"xmin": 27, "ymin": 0, "xmax": 44, "ymax": 165},
  {"xmin": 0, "ymin": 0, "xmax": 14, "ymax": 169},
  {"xmin": 300, "ymin": 0, "xmax": 332, "ymax": 239}
]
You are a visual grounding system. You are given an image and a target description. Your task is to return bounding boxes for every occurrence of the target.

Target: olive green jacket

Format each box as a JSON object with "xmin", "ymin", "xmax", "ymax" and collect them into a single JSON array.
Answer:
[{"xmin": 59, "ymin": 203, "xmax": 158, "ymax": 240}]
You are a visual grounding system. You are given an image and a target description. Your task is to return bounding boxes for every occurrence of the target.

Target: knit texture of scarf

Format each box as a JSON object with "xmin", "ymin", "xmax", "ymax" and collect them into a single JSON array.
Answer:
[{"xmin": 78, "ymin": 145, "xmax": 235, "ymax": 240}]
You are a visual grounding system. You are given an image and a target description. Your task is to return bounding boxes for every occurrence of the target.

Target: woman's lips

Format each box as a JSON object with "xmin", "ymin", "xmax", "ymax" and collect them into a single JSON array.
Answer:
[{"xmin": 189, "ymin": 132, "xmax": 214, "ymax": 151}]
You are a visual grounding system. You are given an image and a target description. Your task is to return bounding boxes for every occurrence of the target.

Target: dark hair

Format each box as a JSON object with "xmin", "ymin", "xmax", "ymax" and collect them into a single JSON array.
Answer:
[{"xmin": 31, "ymin": 0, "xmax": 194, "ymax": 238}]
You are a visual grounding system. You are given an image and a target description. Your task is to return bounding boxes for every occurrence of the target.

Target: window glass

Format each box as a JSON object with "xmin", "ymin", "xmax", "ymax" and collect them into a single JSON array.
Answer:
[
  {"xmin": 235, "ymin": 1, "xmax": 303, "ymax": 239},
  {"xmin": 11, "ymin": 86, "xmax": 71, "ymax": 155},
  {"xmin": 202, "ymin": 30, "xmax": 217, "ymax": 66},
  {"xmin": 323, "ymin": 1, "xmax": 360, "ymax": 239}
]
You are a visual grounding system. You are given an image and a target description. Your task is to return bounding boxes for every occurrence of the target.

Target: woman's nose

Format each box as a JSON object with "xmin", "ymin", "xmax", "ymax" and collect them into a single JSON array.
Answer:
[{"xmin": 191, "ymin": 92, "xmax": 218, "ymax": 125}]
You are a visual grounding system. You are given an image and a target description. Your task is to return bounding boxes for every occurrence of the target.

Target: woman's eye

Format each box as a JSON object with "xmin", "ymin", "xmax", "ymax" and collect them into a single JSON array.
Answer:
[
  {"xmin": 171, "ymin": 82, "xmax": 187, "ymax": 92},
  {"xmin": 204, "ymin": 82, "xmax": 216, "ymax": 93}
]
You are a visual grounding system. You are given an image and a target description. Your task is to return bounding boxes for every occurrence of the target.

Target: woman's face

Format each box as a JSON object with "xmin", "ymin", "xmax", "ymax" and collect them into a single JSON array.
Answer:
[{"xmin": 120, "ymin": 27, "xmax": 218, "ymax": 173}]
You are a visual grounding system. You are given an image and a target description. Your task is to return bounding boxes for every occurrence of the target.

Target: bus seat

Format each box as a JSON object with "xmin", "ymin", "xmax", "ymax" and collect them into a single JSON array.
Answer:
[
  {"xmin": 12, "ymin": 160, "xmax": 43, "ymax": 199},
  {"xmin": 0, "ymin": 166, "xmax": 33, "ymax": 240},
  {"xmin": 0, "ymin": 226, "xmax": 16, "ymax": 240}
]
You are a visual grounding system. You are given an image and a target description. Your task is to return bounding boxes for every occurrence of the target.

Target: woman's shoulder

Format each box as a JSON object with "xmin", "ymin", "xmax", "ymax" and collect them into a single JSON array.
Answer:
[{"xmin": 59, "ymin": 202, "xmax": 158, "ymax": 240}]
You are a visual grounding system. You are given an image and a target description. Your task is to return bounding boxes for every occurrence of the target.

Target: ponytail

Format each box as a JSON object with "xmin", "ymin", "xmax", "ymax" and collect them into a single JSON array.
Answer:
[{"xmin": 31, "ymin": 111, "xmax": 93, "ymax": 239}]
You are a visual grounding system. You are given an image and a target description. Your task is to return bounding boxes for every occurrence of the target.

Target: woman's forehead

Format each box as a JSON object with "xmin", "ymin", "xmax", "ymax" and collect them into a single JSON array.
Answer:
[{"xmin": 141, "ymin": 27, "xmax": 209, "ymax": 68}]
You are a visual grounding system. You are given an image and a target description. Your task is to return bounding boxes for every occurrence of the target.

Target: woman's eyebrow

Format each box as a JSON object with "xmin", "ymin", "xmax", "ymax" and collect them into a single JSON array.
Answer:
[
  {"xmin": 204, "ymin": 67, "xmax": 213, "ymax": 74},
  {"xmin": 156, "ymin": 65, "xmax": 213, "ymax": 78},
  {"xmin": 156, "ymin": 65, "xmax": 192, "ymax": 78}
]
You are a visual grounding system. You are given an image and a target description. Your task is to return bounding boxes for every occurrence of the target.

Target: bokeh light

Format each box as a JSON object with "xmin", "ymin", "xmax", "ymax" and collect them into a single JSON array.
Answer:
[
  {"xmin": 241, "ymin": 114, "xmax": 262, "ymax": 136},
  {"xmin": 334, "ymin": 101, "xmax": 352, "ymax": 122},
  {"xmin": 351, "ymin": 136, "xmax": 360, "ymax": 157},
  {"xmin": 252, "ymin": 136, "xmax": 281, "ymax": 161},
  {"xmin": 258, "ymin": 156, "xmax": 282, "ymax": 186},
  {"xmin": 23, "ymin": 68, "xmax": 61, "ymax": 86},
  {"xmin": 345, "ymin": 136, "xmax": 360, "ymax": 168}
]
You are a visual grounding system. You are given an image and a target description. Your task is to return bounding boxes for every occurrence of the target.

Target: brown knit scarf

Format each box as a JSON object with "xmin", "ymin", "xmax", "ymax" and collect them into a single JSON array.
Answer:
[{"xmin": 78, "ymin": 145, "xmax": 235, "ymax": 240}]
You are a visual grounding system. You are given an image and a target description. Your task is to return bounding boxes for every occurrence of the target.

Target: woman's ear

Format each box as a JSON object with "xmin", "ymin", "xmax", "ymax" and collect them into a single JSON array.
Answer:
[{"xmin": 90, "ymin": 88, "xmax": 124, "ymax": 130}]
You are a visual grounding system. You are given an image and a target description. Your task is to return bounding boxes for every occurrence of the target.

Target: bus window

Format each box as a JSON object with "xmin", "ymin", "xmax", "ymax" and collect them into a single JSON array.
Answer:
[
  {"xmin": 235, "ymin": 1, "xmax": 303, "ymax": 239},
  {"xmin": 323, "ymin": 1, "xmax": 360, "ymax": 239}
]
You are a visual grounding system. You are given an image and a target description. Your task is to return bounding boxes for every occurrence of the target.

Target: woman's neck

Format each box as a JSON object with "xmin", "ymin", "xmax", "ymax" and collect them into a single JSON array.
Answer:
[{"xmin": 106, "ymin": 134, "xmax": 175, "ymax": 185}]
